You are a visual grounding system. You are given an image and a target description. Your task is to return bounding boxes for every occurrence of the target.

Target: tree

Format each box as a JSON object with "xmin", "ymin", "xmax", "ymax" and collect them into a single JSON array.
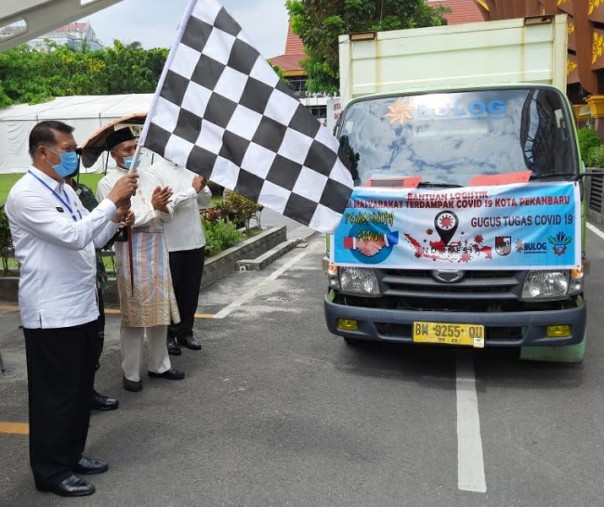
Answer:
[
  {"xmin": 95, "ymin": 40, "xmax": 168, "ymax": 94},
  {"xmin": 0, "ymin": 41, "xmax": 168, "ymax": 107},
  {"xmin": 286, "ymin": 0, "xmax": 450, "ymax": 95}
]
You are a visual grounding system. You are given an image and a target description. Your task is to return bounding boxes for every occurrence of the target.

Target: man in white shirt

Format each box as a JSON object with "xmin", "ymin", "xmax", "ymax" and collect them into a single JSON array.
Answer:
[
  {"xmin": 5, "ymin": 120, "xmax": 137, "ymax": 497},
  {"xmin": 146, "ymin": 158, "xmax": 212, "ymax": 354},
  {"xmin": 96, "ymin": 129, "xmax": 184, "ymax": 392}
]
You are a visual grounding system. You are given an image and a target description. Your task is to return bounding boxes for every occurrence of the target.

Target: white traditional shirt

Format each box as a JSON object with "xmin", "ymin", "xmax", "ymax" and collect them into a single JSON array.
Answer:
[
  {"xmin": 145, "ymin": 159, "xmax": 212, "ymax": 252},
  {"xmin": 96, "ymin": 167, "xmax": 168, "ymax": 228},
  {"xmin": 5, "ymin": 166, "xmax": 119, "ymax": 329}
]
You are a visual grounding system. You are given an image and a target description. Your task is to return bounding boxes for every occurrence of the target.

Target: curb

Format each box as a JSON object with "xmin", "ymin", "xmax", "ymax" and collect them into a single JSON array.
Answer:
[{"xmin": 235, "ymin": 236, "xmax": 313, "ymax": 271}]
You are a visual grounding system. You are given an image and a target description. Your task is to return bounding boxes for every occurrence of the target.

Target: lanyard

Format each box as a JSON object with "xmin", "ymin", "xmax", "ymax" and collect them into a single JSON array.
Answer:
[{"xmin": 27, "ymin": 170, "xmax": 82, "ymax": 222}]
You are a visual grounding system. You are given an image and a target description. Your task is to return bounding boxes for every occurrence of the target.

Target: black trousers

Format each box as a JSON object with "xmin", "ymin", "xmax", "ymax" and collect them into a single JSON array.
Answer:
[
  {"xmin": 168, "ymin": 247, "xmax": 205, "ymax": 339},
  {"xmin": 24, "ymin": 321, "xmax": 98, "ymax": 487}
]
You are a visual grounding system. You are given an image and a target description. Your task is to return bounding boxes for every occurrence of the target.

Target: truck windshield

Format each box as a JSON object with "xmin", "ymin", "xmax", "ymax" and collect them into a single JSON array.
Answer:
[{"xmin": 337, "ymin": 87, "xmax": 579, "ymax": 187}]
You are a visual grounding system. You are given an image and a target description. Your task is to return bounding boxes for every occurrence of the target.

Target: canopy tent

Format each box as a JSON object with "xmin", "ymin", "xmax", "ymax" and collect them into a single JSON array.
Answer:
[{"xmin": 0, "ymin": 93, "xmax": 154, "ymax": 173}]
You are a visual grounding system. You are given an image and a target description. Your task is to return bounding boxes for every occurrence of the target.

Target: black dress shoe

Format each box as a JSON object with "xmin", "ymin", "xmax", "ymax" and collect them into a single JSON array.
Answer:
[
  {"xmin": 167, "ymin": 336, "xmax": 181, "ymax": 355},
  {"xmin": 123, "ymin": 376, "xmax": 143, "ymax": 392},
  {"xmin": 148, "ymin": 368, "xmax": 185, "ymax": 380},
  {"xmin": 91, "ymin": 390, "xmax": 119, "ymax": 411},
  {"xmin": 37, "ymin": 474, "xmax": 95, "ymax": 497},
  {"xmin": 73, "ymin": 457, "xmax": 108, "ymax": 475},
  {"xmin": 178, "ymin": 335, "xmax": 202, "ymax": 350}
]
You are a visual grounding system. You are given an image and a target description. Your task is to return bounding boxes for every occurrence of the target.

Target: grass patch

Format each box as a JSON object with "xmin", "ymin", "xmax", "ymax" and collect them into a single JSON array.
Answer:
[{"xmin": 0, "ymin": 172, "xmax": 224, "ymax": 206}]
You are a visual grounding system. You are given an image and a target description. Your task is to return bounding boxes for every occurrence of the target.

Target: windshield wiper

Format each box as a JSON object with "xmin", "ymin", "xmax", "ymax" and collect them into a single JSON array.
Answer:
[{"xmin": 529, "ymin": 172, "xmax": 578, "ymax": 181}]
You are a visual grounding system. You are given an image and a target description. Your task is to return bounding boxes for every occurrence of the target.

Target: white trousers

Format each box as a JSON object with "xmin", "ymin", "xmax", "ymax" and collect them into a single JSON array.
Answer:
[{"xmin": 120, "ymin": 325, "xmax": 171, "ymax": 382}]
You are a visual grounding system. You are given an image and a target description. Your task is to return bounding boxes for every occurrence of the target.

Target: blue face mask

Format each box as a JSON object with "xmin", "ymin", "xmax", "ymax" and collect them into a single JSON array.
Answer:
[
  {"xmin": 48, "ymin": 149, "xmax": 79, "ymax": 178},
  {"xmin": 122, "ymin": 156, "xmax": 140, "ymax": 170}
]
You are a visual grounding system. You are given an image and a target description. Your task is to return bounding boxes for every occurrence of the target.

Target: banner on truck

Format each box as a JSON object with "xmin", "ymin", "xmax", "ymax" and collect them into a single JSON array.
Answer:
[{"xmin": 331, "ymin": 182, "xmax": 581, "ymax": 270}]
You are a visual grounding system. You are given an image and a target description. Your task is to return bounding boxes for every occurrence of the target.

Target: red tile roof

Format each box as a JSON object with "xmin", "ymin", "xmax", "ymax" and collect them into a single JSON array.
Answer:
[
  {"xmin": 55, "ymin": 22, "xmax": 89, "ymax": 33},
  {"xmin": 431, "ymin": 0, "xmax": 485, "ymax": 24},
  {"xmin": 269, "ymin": 22, "xmax": 305, "ymax": 75},
  {"xmin": 269, "ymin": 55, "xmax": 306, "ymax": 75},
  {"xmin": 284, "ymin": 22, "xmax": 304, "ymax": 56}
]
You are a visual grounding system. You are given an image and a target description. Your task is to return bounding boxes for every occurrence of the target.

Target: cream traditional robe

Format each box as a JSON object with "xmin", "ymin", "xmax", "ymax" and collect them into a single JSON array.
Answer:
[{"xmin": 96, "ymin": 167, "xmax": 180, "ymax": 327}]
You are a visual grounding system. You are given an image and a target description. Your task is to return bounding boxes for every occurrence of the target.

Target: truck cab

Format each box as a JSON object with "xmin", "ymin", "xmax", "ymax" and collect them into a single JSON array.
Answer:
[{"xmin": 323, "ymin": 15, "xmax": 588, "ymax": 361}]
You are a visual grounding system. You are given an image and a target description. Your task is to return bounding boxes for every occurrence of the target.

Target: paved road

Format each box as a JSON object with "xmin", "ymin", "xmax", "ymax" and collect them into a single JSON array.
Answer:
[{"xmin": 1, "ymin": 228, "xmax": 603, "ymax": 506}]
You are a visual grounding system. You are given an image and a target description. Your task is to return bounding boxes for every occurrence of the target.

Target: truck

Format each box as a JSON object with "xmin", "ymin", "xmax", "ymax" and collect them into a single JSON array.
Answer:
[{"xmin": 323, "ymin": 14, "xmax": 590, "ymax": 362}]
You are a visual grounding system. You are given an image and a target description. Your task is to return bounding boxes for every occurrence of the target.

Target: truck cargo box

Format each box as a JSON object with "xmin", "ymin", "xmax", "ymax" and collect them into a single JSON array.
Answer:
[{"xmin": 338, "ymin": 15, "xmax": 568, "ymax": 105}]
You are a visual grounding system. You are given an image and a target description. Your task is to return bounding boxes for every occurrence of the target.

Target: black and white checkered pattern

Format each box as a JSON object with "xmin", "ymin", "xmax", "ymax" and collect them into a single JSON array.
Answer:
[{"xmin": 139, "ymin": 0, "xmax": 354, "ymax": 233}]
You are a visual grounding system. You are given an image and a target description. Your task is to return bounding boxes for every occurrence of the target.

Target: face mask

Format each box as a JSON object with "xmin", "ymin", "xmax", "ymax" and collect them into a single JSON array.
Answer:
[
  {"xmin": 121, "ymin": 156, "xmax": 140, "ymax": 171},
  {"xmin": 63, "ymin": 164, "xmax": 80, "ymax": 179},
  {"xmin": 48, "ymin": 149, "xmax": 79, "ymax": 178}
]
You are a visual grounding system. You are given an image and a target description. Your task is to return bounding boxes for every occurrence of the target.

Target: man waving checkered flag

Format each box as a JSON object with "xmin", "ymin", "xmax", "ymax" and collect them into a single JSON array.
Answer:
[{"xmin": 139, "ymin": 0, "xmax": 354, "ymax": 233}]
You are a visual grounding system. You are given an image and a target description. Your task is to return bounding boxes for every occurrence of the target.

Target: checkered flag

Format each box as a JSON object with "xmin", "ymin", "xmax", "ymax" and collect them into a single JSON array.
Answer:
[{"xmin": 139, "ymin": 0, "xmax": 354, "ymax": 233}]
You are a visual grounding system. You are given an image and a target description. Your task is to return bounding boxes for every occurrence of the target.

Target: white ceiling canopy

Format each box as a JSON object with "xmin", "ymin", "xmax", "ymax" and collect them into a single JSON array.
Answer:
[{"xmin": 0, "ymin": 0, "xmax": 124, "ymax": 52}]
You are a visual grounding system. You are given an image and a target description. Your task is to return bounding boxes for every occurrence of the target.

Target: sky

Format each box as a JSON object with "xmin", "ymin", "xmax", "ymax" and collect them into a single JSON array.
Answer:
[{"xmin": 81, "ymin": 0, "xmax": 290, "ymax": 59}]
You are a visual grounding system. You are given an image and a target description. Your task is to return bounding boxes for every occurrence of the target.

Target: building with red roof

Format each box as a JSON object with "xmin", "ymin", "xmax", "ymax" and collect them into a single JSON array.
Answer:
[
  {"xmin": 270, "ymin": 1, "xmax": 486, "ymax": 86},
  {"xmin": 269, "ymin": 2, "xmax": 488, "ymax": 121},
  {"xmin": 28, "ymin": 21, "xmax": 102, "ymax": 51},
  {"xmin": 269, "ymin": 22, "xmax": 307, "ymax": 95}
]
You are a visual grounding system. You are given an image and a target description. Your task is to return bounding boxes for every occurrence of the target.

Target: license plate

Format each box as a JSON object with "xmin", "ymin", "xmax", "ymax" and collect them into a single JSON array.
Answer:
[{"xmin": 413, "ymin": 321, "xmax": 485, "ymax": 348}]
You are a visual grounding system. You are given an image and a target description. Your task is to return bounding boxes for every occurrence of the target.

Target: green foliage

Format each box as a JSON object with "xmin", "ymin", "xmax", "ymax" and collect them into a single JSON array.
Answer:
[
  {"xmin": 0, "ymin": 206, "xmax": 13, "ymax": 274},
  {"xmin": 286, "ymin": 0, "xmax": 449, "ymax": 94},
  {"xmin": 203, "ymin": 218, "xmax": 244, "ymax": 257},
  {"xmin": 586, "ymin": 144, "xmax": 604, "ymax": 168},
  {"xmin": 0, "ymin": 41, "xmax": 168, "ymax": 106},
  {"xmin": 216, "ymin": 191, "xmax": 263, "ymax": 231},
  {"xmin": 577, "ymin": 127, "xmax": 602, "ymax": 165}
]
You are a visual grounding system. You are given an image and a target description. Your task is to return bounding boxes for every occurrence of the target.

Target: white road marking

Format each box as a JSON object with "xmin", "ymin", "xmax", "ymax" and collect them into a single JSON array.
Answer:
[
  {"xmin": 456, "ymin": 352, "xmax": 487, "ymax": 493},
  {"xmin": 587, "ymin": 222, "xmax": 604, "ymax": 241},
  {"xmin": 212, "ymin": 248, "xmax": 314, "ymax": 319}
]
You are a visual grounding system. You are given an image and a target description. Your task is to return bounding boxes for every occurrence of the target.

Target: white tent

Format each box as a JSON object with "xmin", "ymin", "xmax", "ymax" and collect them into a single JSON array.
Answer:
[{"xmin": 0, "ymin": 93, "xmax": 153, "ymax": 173}]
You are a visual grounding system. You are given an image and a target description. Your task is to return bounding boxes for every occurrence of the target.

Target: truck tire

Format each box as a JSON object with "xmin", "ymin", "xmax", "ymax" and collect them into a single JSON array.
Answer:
[{"xmin": 343, "ymin": 336, "xmax": 365, "ymax": 346}]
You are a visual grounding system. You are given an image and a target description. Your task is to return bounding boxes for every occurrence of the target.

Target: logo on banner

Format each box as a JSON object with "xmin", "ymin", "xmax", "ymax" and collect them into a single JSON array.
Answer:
[
  {"xmin": 495, "ymin": 236, "xmax": 511, "ymax": 256},
  {"xmin": 403, "ymin": 209, "xmax": 493, "ymax": 263},
  {"xmin": 343, "ymin": 223, "xmax": 399, "ymax": 264},
  {"xmin": 548, "ymin": 231, "xmax": 573, "ymax": 257},
  {"xmin": 434, "ymin": 210, "xmax": 458, "ymax": 247}
]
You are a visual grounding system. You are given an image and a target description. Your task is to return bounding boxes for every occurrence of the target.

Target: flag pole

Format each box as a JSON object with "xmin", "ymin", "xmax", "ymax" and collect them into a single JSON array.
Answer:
[{"xmin": 125, "ymin": 143, "xmax": 143, "ymax": 293}]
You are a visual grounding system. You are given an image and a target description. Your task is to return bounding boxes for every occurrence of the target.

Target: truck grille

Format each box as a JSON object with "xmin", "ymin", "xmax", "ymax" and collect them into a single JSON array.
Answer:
[{"xmin": 379, "ymin": 269, "xmax": 522, "ymax": 299}]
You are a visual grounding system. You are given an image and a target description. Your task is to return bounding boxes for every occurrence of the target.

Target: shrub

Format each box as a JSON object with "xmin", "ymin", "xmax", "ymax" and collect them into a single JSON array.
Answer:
[
  {"xmin": 203, "ymin": 218, "xmax": 244, "ymax": 257},
  {"xmin": 577, "ymin": 126, "xmax": 602, "ymax": 164},
  {"xmin": 586, "ymin": 144, "xmax": 604, "ymax": 168},
  {"xmin": 0, "ymin": 206, "xmax": 13, "ymax": 274},
  {"xmin": 216, "ymin": 191, "xmax": 263, "ymax": 231}
]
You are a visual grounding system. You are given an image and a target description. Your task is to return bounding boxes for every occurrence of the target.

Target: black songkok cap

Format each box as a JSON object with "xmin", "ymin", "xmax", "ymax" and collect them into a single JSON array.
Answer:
[{"xmin": 105, "ymin": 127, "xmax": 136, "ymax": 151}]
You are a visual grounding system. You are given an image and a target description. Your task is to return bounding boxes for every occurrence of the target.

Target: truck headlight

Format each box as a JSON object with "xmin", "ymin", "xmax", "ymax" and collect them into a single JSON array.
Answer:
[
  {"xmin": 339, "ymin": 267, "xmax": 380, "ymax": 295},
  {"xmin": 521, "ymin": 270, "xmax": 569, "ymax": 299},
  {"xmin": 567, "ymin": 266, "xmax": 584, "ymax": 295}
]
